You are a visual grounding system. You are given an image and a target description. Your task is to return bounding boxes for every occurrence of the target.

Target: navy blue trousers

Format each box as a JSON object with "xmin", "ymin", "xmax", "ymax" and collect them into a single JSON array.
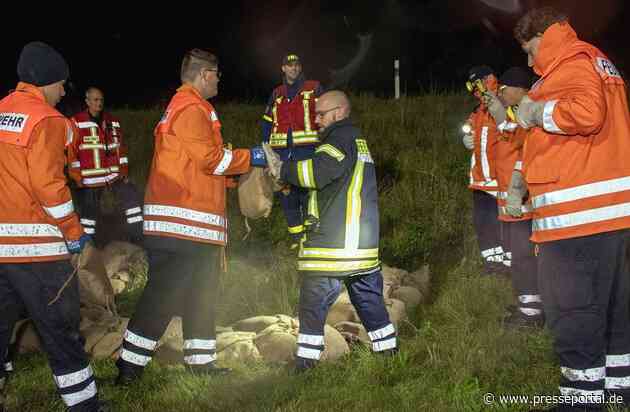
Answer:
[
  {"xmin": 472, "ymin": 190, "xmax": 506, "ymax": 274},
  {"xmin": 296, "ymin": 271, "xmax": 397, "ymax": 369}
]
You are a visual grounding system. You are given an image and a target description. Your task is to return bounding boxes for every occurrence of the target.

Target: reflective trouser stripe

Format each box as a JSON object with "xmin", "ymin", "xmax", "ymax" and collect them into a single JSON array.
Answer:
[
  {"xmin": 184, "ymin": 354, "xmax": 217, "ymax": 365},
  {"xmin": 373, "ymin": 337, "xmax": 397, "ymax": 352},
  {"xmin": 121, "ymin": 349, "xmax": 152, "ymax": 366},
  {"xmin": 60, "ymin": 381, "xmax": 97, "ymax": 407},
  {"xmin": 296, "ymin": 346, "xmax": 322, "ymax": 360}
]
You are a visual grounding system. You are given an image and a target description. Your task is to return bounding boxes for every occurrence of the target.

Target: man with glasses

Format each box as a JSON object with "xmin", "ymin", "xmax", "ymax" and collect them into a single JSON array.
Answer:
[
  {"xmin": 261, "ymin": 54, "xmax": 323, "ymax": 249},
  {"xmin": 263, "ymin": 90, "xmax": 397, "ymax": 373},
  {"xmin": 116, "ymin": 49, "xmax": 266, "ymax": 385}
]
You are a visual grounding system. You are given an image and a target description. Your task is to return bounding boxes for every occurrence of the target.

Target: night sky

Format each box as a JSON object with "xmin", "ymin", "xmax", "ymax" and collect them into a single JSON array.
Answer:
[{"xmin": 1, "ymin": 0, "xmax": 628, "ymax": 111}]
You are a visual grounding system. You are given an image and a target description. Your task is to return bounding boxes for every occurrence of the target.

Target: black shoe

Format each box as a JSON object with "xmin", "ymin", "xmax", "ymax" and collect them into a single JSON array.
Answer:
[
  {"xmin": 503, "ymin": 310, "xmax": 544, "ymax": 330},
  {"xmin": 115, "ymin": 360, "xmax": 143, "ymax": 386},
  {"xmin": 185, "ymin": 363, "xmax": 231, "ymax": 376},
  {"xmin": 376, "ymin": 347, "xmax": 400, "ymax": 357}
]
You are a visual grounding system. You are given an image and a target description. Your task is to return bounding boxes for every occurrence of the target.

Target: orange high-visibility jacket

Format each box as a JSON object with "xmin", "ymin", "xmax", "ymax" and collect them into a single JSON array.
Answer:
[
  {"xmin": 495, "ymin": 122, "xmax": 532, "ymax": 222},
  {"xmin": 523, "ymin": 22, "xmax": 630, "ymax": 242},
  {"xmin": 68, "ymin": 110, "xmax": 128, "ymax": 187},
  {"xmin": 468, "ymin": 107, "xmax": 500, "ymax": 194},
  {"xmin": 0, "ymin": 82, "xmax": 83, "ymax": 262},
  {"xmin": 143, "ymin": 85, "xmax": 251, "ymax": 245}
]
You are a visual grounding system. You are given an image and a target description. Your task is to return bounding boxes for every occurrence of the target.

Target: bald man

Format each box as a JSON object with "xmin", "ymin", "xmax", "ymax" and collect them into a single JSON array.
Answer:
[
  {"xmin": 68, "ymin": 88, "xmax": 143, "ymax": 245},
  {"xmin": 263, "ymin": 90, "xmax": 398, "ymax": 372}
]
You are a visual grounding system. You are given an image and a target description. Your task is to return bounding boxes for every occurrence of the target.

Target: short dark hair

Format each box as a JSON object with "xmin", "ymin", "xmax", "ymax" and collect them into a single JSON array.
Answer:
[
  {"xmin": 180, "ymin": 49, "xmax": 218, "ymax": 83},
  {"xmin": 514, "ymin": 7, "xmax": 569, "ymax": 44}
]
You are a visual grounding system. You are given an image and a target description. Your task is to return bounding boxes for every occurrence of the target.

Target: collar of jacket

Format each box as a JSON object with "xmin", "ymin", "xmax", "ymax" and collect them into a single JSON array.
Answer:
[
  {"xmin": 533, "ymin": 22, "xmax": 579, "ymax": 76},
  {"xmin": 283, "ymin": 74, "xmax": 305, "ymax": 99},
  {"xmin": 15, "ymin": 82, "xmax": 47, "ymax": 104},
  {"xmin": 320, "ymin": 117, "xmax": 353, "ymax": 141},
  {"xmin": 177, "ymin": 83, "xmax": 204, "ymax": 101}
]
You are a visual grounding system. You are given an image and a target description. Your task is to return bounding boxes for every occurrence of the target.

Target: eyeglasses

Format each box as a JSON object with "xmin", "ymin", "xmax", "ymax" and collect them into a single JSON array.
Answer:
[
  {"xmin": 206, "ymin": 69, "xmax": 222, "ymax": 79},
  {"xmin": 315, "ymin": 106, "xmax": 340, "ymax": 118}
]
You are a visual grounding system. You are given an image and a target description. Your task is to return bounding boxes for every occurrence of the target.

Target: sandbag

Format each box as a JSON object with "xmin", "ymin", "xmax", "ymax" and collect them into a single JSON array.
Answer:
[
  {"xmin": 237, "ymin": 167, "xmax": 275, "ymax": 219},
  {"xmin": 334, "ymin": 321, "xmax": 370, "ymax": 345},
  {"xmin": 254, "ymin": 323, "xmax": 297, "ymax": 363},
  {"xmin": 74, "ymin": 243, "xmax": 116, "ymax": 313},
  {"xmin": 325, "ymin": 292, "xmax": 360, "ymax": 326},
  {"xmin": 391, "ymin": 286, "xmax": 423, "ymax": 311},
  {"xmin": 216, "ymin": 331, "xmax": 261, "ymax": 363},
  {"xmin": 321, "ymin": 324, "xmax": 350, "ymax": 361},
  {"xmin": 232, "ymin": 316, "xmax": 280, "ymax": 333}
]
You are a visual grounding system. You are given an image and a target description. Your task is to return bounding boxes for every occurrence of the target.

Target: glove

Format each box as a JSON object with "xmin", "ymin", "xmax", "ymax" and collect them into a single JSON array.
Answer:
[
  {"xmin": 483, "ymin": 91, "xmax": 507, "ymax": 125},
  {"xmin": 262, "ymin": 143, "xmax": 283, "ymax": 180},
  {"xmin": 66, "ymin": 234, "xmax": 92, "ymax": 254},
  {"xmin": 462, "ymin": 133, "xmax": 475, "ymax": 150},
  {"xmin": 505, "ymin": 170, "xmax": 528, "ymax": 217},
  {"xmin": 515, "ymin": 95, "xmax": 545, "ymax": 129},
  {"xmin": 250, "ymin": 146, "xmax": 267, "ymax": 167}
]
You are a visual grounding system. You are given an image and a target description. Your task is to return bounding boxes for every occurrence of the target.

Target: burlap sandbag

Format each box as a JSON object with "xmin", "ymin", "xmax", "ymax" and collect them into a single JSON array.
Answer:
[
  {"xmin": 325, "ymin": 292, "xmax": 360, "ymax": 326},
  {"xmin": 321, "ymin": 324, "xmax": 350, "ymax": 361},
  {"xmin": 232, "ymin": 316, "xmax": 280, "ymax": 333},
  {"xmin": 254, "ymin": 323, "xmax": 297, "ymax": 363},
  {"xmin": 391, "ymin": 286, "xmax": 423, "ymax": 311},
  {"xmin": 386, "ymin": 299, "xmax": 407, "ymax": 329},
  {"xmin": 403, "ymin": 265, "xmax": 431, "ymax": 298},
  {"xmin": 216, "ymin": 331, "xmax": 261, "ymax": 363},
  {"xmin": 334, "ymin": 321, "xmax": 370, "ymax": 345},
  {"xmin": 237, "ymin": 167, "xmax": 276, "ymax": 219},
  {"xmin": 16, "ymin": 321, "xmax": 41, "ymax": 354},
  {"xmin": 91, "ymin": 317, "xmax": 129, "ymax": 359},
  {"xmin": 74, "ymin": 243, "xmax": 116, "ymax": 313},
  {"xmin": 101, "ymin": 241, "xmax": 145, "ymax": 294}
]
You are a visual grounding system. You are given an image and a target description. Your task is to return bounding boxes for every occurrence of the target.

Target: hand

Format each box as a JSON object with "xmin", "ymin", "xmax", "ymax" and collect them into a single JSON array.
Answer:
[
  {"xmin": 462, "ymin": 133, "xmax": 475, "ymax": 150},
  {"xmin": 66, "ymin": 234, "xmax": 92, "ymax": 254},
  {"xmin": 262, "ymin": 143, "xmax": 283, "ymax": 179},
  {"xmin": 250, "ymin": 146, "xmax": 267, "ymax": 167},
  {"xmin": 483, "ymin": 91, "xmax": 507, "ymax": 125},
  {"xmin": 515, "ymin": 95, "xmax": 545, "ymax": 129}
]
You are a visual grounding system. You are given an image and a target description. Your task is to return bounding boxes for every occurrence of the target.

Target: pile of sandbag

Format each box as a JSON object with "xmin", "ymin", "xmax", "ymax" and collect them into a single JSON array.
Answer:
[
  {"xmin": 101, "ymin": 241, "xmax": 146, "ymax": 295},
  {"xmin": 13, "ymin": 243, "xmax": 133, "ymax": 360},
  {"xmin": 154, "ymin": 314, "xmax": 349, "ymax": 365},
  {"xmin": 328, "ymin": 264, "xmax": 431, "ymax": 346}
]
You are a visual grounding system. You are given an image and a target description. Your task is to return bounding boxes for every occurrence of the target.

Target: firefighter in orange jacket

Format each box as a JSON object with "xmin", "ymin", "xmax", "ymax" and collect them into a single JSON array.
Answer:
[
  {"xmin": 0, "ymin": 42, "xmax": 104, "ymax": 412},
  {"xmin": 487, "ymin": 67, "xmax": 543, "ymax": 330},
  {"xmin": 116, "ymin": 49, "xmax": 266, "ymax": 384},
  {"xmin": 514, "ymin": 8, "xmax": 630, "ymax": 410},
  {"xmin": 461, "ymin": 66, "xmax": 507, "ymax": 274},
  {"xmin": 68, "ymin": 87, "xmax": 143, "ymax": 244},
  {"xmin": 261, "ymin": 54, "xmax": 323, "ymax": 247}
]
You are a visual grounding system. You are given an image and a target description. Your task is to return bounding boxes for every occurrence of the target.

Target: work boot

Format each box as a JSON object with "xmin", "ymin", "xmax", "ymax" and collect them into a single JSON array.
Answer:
[
  {"xmin": 503, "ymin": 310, "xmax": 544, "ymax": 330},
  {"xmin": 115, "ymin": 359, "xmax": 143, "ymax": 386},
  {"xmin": 185, "ymin": 363, "xmax": 231, "ymax": 376}
]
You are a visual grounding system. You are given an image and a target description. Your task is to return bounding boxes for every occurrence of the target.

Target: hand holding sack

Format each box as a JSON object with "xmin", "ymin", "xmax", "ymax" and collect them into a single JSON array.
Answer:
[
  {"xmin": 462, "ymin": 133, "xmax": 475, "ymax": 150},
  {"xmin": 515, "ymin": 95, "xmax": 545, "ymax": 129},
  {"xmin": 483, "ymin": 91, "xmax": 507, "ymax": 125},
  {"xmin": 262, "ymin": 143, "xmax": 283, "ymax": 180},
  {"xmin": 505, "ymin": 170, "xmax": 527, "ymax": 217}
]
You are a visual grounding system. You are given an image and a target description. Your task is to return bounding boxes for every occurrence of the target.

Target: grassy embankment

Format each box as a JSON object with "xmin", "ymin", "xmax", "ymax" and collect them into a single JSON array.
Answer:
[{"xmin": 6, "ymin": 94, "xmax": 595, "ymax": 411}]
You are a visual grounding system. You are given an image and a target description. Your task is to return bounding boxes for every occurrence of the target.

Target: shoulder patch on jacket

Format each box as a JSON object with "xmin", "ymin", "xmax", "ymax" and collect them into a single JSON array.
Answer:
[
  {"xmin": 595, "ymin": 57, "xmax": 622, "ymax": 79},
  {"xmin": 355, "ymin": 139, "xmax": 373, "ymax": 163},
  {"xmin": 315, "ymin": 144, "xmax": 345, "ymax": 162}
]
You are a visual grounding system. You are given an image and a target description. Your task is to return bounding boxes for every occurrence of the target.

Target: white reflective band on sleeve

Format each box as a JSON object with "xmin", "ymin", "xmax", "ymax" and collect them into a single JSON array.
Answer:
[
  {"xmin": 480, "ymin": 127, "xmax": 491, "ymax": 181},
  {"xmin": 504, "ymin": 252, "xmax": 512, "ymax": 259},
  {"xmin": 80, "ymin": 219, "xmax": 96, "ymax": 226},
  {"xmin": 0, "ymin": 242, "xmax": 68, "ymax": 258},
  {"xmin": 519, "ymin": 307, "xmax": 543, "ymax": 316},
  {"xmin": 83, "ymin": 173, "xmax": 120, "ymax": 185},
  {"xmin": 514, "ymin": 161, "xmax": 523, "ymax": 171},
  {"xmin": 296, "ymin": 346, "xmax": 322, "ymax": 360},
  {"xmin": 561, "ymin": 366, "xmax": 605, "ymax": 382},
  {"xmin": 213, "ymin": 149, "xmax": 233, "ymax": 175},
  {"xmin": 61, "ymin": 381, "xmax": 97, "ymax": 407},
  {"xmin": 124, "ymin": 330, "xmax": 157, "ymax": 351},
  {"xmin": 111, "ymin": 121, "xmax": 120, "ymax": 127},
  {"xmin": 125, "ymin": 207, "xmax": 142, "ymax": 216},
  {"xmin": 607, "ymin": 354, "xmax": 630, "ymax": 368},
  {"xmin": 143, "ymin": 221, "xmax": 225, "ymax": 242},
  {"xmin": 127, "ymin": 216, "xmax": 143, "ymax": 224},
  {"xmin": 121, "ymin": 349, "xmax": 152, "ymax": 366},
  {"xmin": 106, "ymin": 143, "xmax": 120, "ymax": 150},
  {"xmin": 542, "ymin": 100, "xmax": 565, "ymax": 134},
  {"xmin": 53, "ymin": 366, "xmax": 93, "ymax": 389},
  {"xmin": 70, "ymin": 161, "xmax": 81, "ymax": 168},
  {"xmin": 184, "ymin": 354, "xmax": 217, "ymax": 365},
  {"xmin": 367, "ymin": 324, "xmax": 396, "ymax": 341},
  {"xmin": 502, "ymin": 260, "xmax": 512, "ymax": 267},
  {"xmin": 372, "ymin": 337, "xmax": 397, "ymax": 352},
  {"xmin": 43, "ymin": 200, "xmax": 74, "ymax": 219},
  {"xmin": 533, "ymin": 202, "xmax": 630, "ymax": 232},
  {"xmin": 497, "ymin": 121, "xmax": 518, "ymax": 133},
  {"xmin": 84, "ymin": 228, "xmax": 96, "ymax": 234},
  {"xmin": 76, "ymin": 121, "xmax": 99, "ymax": 129},
  {"xmin": 144, "ymin": 205, "xmax": 224, "ymax": 227},
  {"xmin": 297, "ymin": 334, "xmax": 325, "ymax": 346},
  {"xmin": 300, "ymin": 161, "xmax": 314, "ymax": 188},
  {"xmin": 606, "ymin": 376, "xmax": 630, "ymax": 389},
  {"xmin": 120, "ymin": 157, "xmax": 129, "ymax": 164},
  {"xmin": 183, "ymin": 339, "xmax": 216, "ymax": 351},
  {"xmin": 532, "ymin": 177, "xmax": 630, "ymax": 209},
  {"xmin": 0, "ymin": 224, "xmax": 62, "ymax": 238},
  {"xmin": 559, "ymin": 387, "xmax": 604, "ymax": 399},
  {"xmin": 4, "ymin": 362, "xmax": 13, "ymax": 371},
  {"xmin": 518, "ymin": 295, "xmax": 542, "ymax": 304}
]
